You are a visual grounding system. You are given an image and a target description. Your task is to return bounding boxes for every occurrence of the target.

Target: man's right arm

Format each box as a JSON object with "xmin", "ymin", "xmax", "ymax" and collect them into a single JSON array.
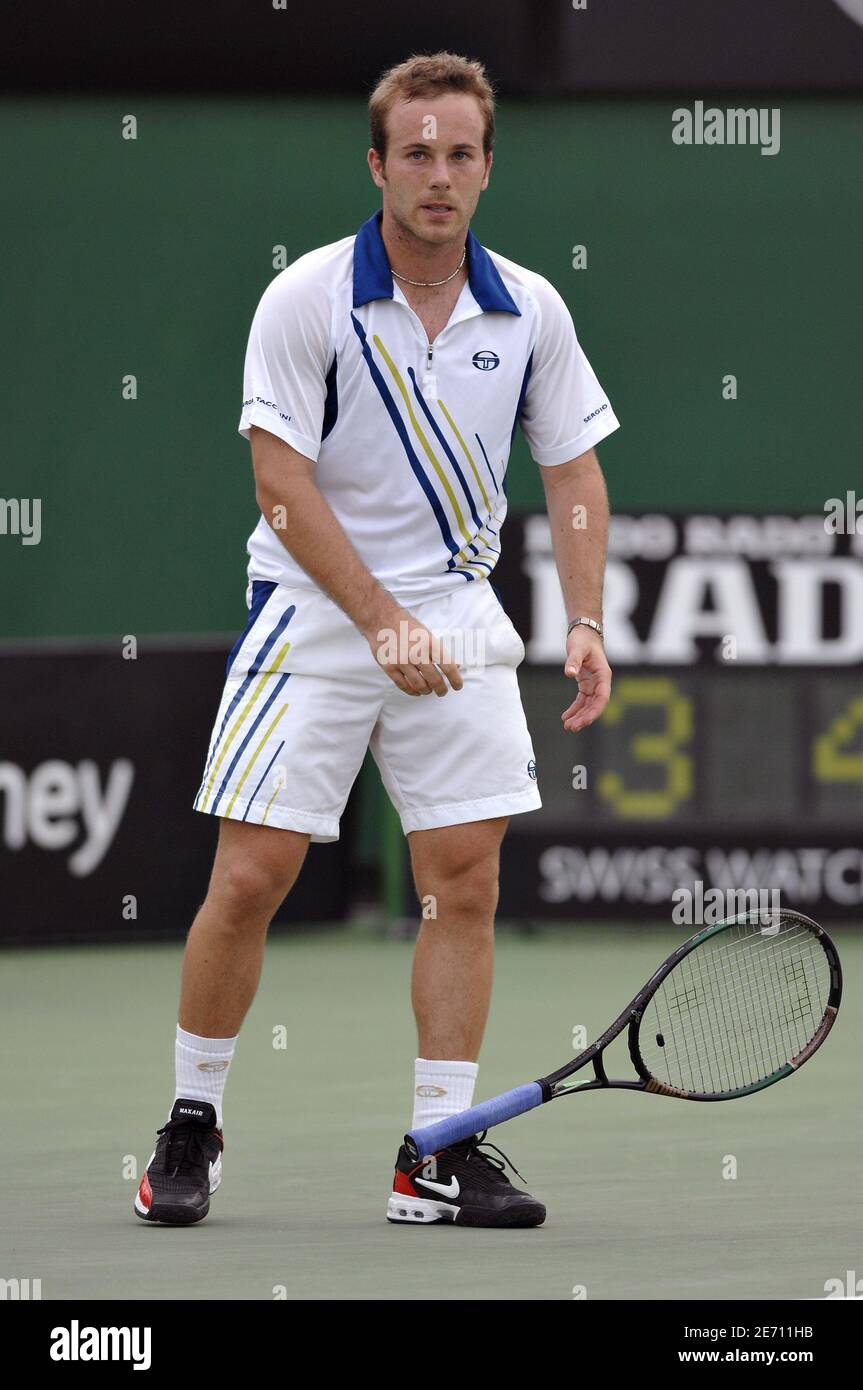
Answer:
[
  {"xmin": 250, "ymin": 425, "xmax": 462, "ymax": 697},
  {"xmin": 251, "ymin": 424, "xmax": 392, "ymax": 643}
]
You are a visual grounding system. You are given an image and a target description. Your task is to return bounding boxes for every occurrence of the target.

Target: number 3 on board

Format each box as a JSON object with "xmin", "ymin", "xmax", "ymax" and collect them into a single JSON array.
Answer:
[{"xmin": 598, "ymin": 677, "xmax": 694, "ymax": 819}]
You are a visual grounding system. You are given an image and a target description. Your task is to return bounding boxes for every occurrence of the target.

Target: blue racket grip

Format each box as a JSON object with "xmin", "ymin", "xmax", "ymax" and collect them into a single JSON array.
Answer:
[{"xmin": 405, "ymin": 1081, "xmax": 544, "ymax": 1158}]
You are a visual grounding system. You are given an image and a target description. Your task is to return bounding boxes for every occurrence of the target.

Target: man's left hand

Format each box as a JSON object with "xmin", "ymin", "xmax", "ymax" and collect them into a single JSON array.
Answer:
[{"xmin": 561, "ymin": 628, "xmax": 612, "ymax": 733}]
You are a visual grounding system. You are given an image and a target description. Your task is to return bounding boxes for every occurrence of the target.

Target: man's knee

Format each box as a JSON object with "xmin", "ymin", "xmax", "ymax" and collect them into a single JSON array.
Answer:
[
  {"xmin": 412, "ymin": 819, "xmax": 506, "ymax": 919},
  {"xmin": 208, "ymin": 822, "xmax": 309, "ymax": 921}
]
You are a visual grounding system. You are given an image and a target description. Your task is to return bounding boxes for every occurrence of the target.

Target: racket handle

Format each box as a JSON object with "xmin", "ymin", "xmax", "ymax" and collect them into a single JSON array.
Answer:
[{"xmin": 405, "ymin": 1081, "xmax": 544, "ymax": 1159}]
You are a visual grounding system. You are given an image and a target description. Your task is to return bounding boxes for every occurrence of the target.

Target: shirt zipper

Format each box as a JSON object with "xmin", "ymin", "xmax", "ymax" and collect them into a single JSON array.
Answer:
[{"xmin": 421, "ymin": 341, "xmax": 437, "ymax": 402}]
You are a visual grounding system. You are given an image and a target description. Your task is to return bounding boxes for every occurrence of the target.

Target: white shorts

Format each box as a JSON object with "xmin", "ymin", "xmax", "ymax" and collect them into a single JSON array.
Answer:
[{"xmin": 193, "ymin": 575, "xmax": 541, "ymax": 841}]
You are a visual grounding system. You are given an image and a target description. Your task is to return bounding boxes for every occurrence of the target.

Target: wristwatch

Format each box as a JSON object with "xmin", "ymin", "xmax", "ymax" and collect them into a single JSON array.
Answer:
[{"xmin": 567, "ymin": 616, "xmax": 604, "ymax": 639}]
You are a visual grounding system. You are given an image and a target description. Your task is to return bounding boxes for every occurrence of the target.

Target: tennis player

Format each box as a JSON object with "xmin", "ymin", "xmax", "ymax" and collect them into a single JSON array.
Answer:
[{"xmin": 135, "ymin": 51, "xmax": 619, "ymax": 1229}]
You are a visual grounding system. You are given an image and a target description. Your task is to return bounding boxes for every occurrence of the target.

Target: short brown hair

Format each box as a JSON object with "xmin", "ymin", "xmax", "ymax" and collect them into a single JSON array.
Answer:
[{"xmin": 368, "ymin": 51, "xmax": 496, "ymax": 162}]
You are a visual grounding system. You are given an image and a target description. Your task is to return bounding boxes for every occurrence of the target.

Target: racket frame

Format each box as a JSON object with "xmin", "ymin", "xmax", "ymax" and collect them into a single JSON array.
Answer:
[
  {"xmin": 540, "ymin": 909, "xmax": 842, "ymax": 1104},
  {"xmin": 404, "ymin": 909, "xmax": 842, "ymax": 1161}
]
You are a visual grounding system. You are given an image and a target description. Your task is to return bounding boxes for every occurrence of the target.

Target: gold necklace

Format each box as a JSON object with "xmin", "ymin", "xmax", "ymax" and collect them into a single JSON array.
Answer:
[{"xmin": 391, "ymin": 246, "xmax": 466, "ymax": 288}]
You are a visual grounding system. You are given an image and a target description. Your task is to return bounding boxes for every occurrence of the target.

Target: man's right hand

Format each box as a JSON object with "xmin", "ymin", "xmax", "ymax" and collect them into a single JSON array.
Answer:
[{"xmin": 361, "ymin": 602, "xmax": 463, "ymax": 697}]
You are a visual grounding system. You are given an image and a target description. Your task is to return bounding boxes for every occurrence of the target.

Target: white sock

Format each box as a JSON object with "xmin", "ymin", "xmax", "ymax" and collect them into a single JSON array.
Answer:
[
  {"xmin": 412, "ymin": 1057, "xmax": 479, "ymax": 1129},
  {"xmin": 174, "ymin": 1025, "xmax": 238, "ymax": 1129}
]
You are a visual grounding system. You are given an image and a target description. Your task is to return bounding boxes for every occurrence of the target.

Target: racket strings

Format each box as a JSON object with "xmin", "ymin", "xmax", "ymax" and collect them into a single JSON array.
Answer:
[
  {"xmin": 639, "ymin": 920, "xmax": 830, "ymax": 1095},
  {"xmin": 658, "ymin": 938, "xmax": 787, "ymax": 1090},
  {"xmin": 659, "ymin": 932, "xmax": 825, "ymax": 1091},
  {"xmin": 690, "ymin": 930, "xmax": 804, "ymax": 1086},
  {"xmin": 670, "ymin": 932, "xmax": 822, "ymax": 1090},
  {"xmin": 674, "ymin": 927, "xmax": 820, "ymax": 1078},
  {"xmin": 709, "ymin": 928, "xmax": 821, "ymax": 1066}
]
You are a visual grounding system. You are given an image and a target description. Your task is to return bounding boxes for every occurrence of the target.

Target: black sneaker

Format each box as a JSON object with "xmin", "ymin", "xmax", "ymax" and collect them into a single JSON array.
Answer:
[
  {"xmin": 134, "ymin": 1099, "xmax": 223, "ymax": 1225},
  {"xmin": 387, "ymin": 1130, "xmax": 546, "ymax": 1227}
]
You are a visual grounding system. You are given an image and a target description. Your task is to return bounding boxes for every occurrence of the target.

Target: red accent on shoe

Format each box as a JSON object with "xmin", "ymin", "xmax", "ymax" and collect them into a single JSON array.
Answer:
[
  {"xmin": 139, "ymin": 1172, "xmax": 152, "ymax": 1209},
  {"xmin": 393, "ymin": 1169, "xmax": 419, "ymax": 1196}
]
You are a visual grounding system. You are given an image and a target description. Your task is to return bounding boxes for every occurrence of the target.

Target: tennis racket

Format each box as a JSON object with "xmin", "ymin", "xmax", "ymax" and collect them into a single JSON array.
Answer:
[{"xmin": 405, "ymin": 908, "xmax": 842, "ymax": 1162}]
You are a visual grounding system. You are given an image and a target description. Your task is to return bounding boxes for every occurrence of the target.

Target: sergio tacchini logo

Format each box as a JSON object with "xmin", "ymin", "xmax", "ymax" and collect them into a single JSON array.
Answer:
[{"xmin": 472, "ymin": 349, "xmax": 500, "ymax": 371}]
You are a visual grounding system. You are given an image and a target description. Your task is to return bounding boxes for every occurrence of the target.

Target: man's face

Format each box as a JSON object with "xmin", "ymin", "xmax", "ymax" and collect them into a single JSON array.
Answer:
[{"xmin": 369, "ymin": 92, "xmax": 493, "ymax": 246}]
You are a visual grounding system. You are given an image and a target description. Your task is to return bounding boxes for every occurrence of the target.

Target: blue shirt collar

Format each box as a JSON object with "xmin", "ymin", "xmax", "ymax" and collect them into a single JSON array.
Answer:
[{"xmin": 352, "ymin": 208, "xmax": 520, "ymax": 316}]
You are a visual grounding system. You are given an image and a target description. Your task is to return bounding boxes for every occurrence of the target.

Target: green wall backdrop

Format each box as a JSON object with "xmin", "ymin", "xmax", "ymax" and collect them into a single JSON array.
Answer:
[{"xmin": 2, "ymin": 95, "xmax": 860, "ymax": 640}]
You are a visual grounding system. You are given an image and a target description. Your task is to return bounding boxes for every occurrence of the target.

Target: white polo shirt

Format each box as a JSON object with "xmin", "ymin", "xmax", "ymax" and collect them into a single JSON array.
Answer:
[{"xmin": 239, "ymin": 208, "xmax": 620, "ymax": 605}]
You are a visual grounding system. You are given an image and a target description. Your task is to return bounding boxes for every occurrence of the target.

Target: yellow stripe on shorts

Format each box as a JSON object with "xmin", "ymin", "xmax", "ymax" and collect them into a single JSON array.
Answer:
[
  {"xmin": 224, "ymin": 702, "xmax": 289, "ymax": 818},
  {"xmin": 198, "ymin": 641, "xmax": 292, "ymax": 813}
]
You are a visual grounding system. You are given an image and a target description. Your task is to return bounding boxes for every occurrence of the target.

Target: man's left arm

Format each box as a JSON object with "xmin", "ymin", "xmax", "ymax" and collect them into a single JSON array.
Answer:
[{"xmin": 539, "ymin": 446, "xmax": 612, "ymax": 733}]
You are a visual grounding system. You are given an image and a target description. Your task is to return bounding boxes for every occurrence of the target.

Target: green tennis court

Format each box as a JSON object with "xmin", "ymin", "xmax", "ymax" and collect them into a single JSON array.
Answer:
[{"xmin": 3, "ymin": 922, "xmax": 857, "ymax": 1302}]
